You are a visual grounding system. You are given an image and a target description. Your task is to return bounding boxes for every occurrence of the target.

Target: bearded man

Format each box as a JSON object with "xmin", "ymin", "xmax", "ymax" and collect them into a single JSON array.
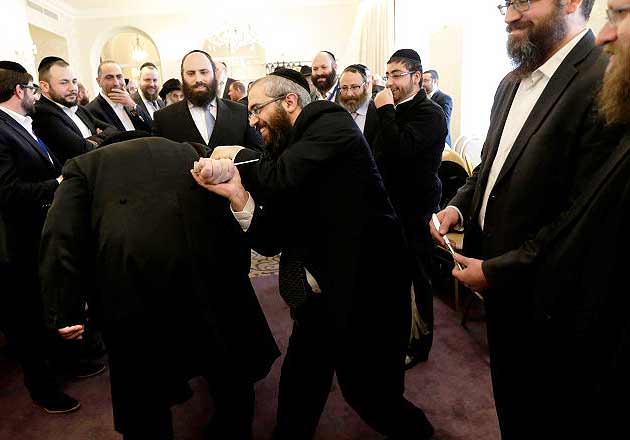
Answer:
[
  {"xmin": 193, "ymin": 69, "xmax": 435, "ymax": 440},
  {"xmin": 338, "ymin": 64, "xmax": 380, "ymax": 148},
  {"xmin": 152, "ymin": 50, "xmax": 261, "ymax": 151},
  {"xmin": 428, "ymin": 0, "xmax": 623, "ymax": 438},
  {"xmin": 33, "ymin": 57, "xmax": 117, "ymax": 165},
  {"xmin": 310, "ymin": 51, "xmax": 340, "ymax": 102}
]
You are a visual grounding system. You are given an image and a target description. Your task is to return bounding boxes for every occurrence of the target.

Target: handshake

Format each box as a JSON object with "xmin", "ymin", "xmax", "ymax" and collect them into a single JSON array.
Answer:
[{"xmin": 192, "ymin": 145, "xmax": 246, "ymax": 185}]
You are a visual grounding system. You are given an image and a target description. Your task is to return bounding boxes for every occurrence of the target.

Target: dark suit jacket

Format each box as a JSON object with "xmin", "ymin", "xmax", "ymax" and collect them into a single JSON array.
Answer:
[
  {"xmin": 362, "ymin": 99, "xmax": 380, "ymax": 151},
  {"xmin": 39, "ymin": 137, "xmax": 279, "ymax": 431},
  {"xmin": 0, "ymin": 109, "xmax": 60, "ymax": 267},
  {"xmin": 235, "ymin": 101, "xmax": 411, "ymax": 346},
  {"xmin": 152, "ymin": 98, "xmax": 262, "ymax": 150},
  {"xmin": 32, "ymin": 96, "xmax": 117, "ymax": 165},
  {"xmin": 450, "ymin": 31, "xmax": 619, "ymax": 288},
  {"xmin": 85, "ymin": 94, "xmax": 151, "ymax": 132},
  {"xmin": 131, "ymin": 90, "xmax": 164, "ymax": 123},
  {"xmin": 430, "ymin": 89, "xmax": 453, "ymax": 146}
]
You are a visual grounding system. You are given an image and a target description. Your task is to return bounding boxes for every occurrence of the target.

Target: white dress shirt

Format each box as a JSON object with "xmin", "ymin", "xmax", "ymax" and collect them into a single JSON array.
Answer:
[
  {"xmin": 48, "ymin": 97, "xmax": 93, "ymax": 138},
  {"xmin": 188, "ymin": 98, "xmax": 217, "ymax": 144},
  {"xmin": 139, "ymin": 91, "xmax": 159, "ymax": 119},
  {"xmin": 100, "ymin": 92, "xmax": 135, "ymax": 131},
  {"xmin": 476, "ymin": 29, "xmax": 588, "ymax": 229},
  {"xmin": 0, "ymin": 105, "xmax": 54, "ymax": 163},
  {"xmin": 350, "ymin": 98, "xmax": 370, "ymax": 133}
]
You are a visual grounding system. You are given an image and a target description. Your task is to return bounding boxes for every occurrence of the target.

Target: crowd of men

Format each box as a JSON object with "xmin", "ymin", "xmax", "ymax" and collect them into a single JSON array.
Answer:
[{"xmin": 1, "ymin": 0, "xmax": 629, "ymax": 438}]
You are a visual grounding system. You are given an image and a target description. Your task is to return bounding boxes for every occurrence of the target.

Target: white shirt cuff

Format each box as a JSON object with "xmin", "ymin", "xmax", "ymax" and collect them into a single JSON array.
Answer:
[
  {"xmin": 231, "ymin": 192, "xmax": 255, "ymax": 232},
  {"xmin": 446, "ymin": 205, "xmax": 465, "ymax": 232}
]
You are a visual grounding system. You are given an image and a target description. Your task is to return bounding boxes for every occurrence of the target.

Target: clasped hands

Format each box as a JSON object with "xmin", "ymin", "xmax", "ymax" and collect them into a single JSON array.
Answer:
[
  {"xmin": 429, "ymin": 207, "xmax": 489, "ymax": 292},
  {"xmin": 191, "ymin": 145, "xmax": 244, "ymax": 185}
]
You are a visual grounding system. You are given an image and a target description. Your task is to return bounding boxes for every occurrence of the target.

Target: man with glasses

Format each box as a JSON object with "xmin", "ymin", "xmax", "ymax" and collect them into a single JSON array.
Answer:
[
  {"xmin": 33, "ymin": 57, "xmax": 117, "ymax": 165},
  {"xmin": 194, "ymin": 68, "xmax": 435, "ymax": 440},
  {"xmin": 338, "ymin": 64, "xmax": 380, "ymax": 148},
  {"xmin": 430, "ymin": 1, "xmax": 622, "ymax": 437},
  {"xmin": 372, "ymin": 49, "xmax": 448, "ymax": 369},
  {"xmin": 0, "ymin": 60, "xmax": 85, "ymax": 414},
  {"xmin": 153, "ymin": 50, "xmax": 261, "ymax": 151}
]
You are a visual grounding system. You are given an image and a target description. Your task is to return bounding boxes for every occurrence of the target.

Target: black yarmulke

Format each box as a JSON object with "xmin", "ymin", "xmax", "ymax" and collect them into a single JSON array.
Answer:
[
  {"xmin": 389, "ymin": 49, "xmax": 422, "ymax": 64},
  {"xmin": 38, "ymin": 56, "xmax": 66, "ymax": 72},
  {"xmin": 269, "ymin": 68, "xmax": 310, "ymax": 94},
  {"xmin": 0, "ymin": 61, "xmax": 27, "ymax": 73}
]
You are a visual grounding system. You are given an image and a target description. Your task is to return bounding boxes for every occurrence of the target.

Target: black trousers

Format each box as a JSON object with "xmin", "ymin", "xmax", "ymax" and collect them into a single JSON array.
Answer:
[
  {"xmin": 0, "ymin": 262, "xmax": 67, "ymax": 400},
  {"xmin": 274, "ymin": 296, "xmax": 433, "ymax": 440}
]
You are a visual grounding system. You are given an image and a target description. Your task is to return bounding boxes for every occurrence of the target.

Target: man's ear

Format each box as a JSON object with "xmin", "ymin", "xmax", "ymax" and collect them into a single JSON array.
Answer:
[
  {"xmin": 39, "ymin": 80, "xmax": 49, "ymax": 95},
  {"xmin": 284, "ymin": 92, "xmax": 299, "ymax": 112}
]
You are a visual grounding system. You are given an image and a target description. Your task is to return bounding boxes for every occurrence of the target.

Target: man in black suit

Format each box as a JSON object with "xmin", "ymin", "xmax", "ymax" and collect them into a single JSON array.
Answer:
[
  {"xmin": 86, "ymin": 60, "xmax": 151, "ymax": 132},
  {"xmin": 338, "ymin": 64, "xmax": 380, "ymax": 149},
  {"xmin": 0, "ymin": 60, "xmax": 95, "ymax": 414},
  {"xmin": 431, "ymin": 1, "xmax": 620, "ymax": 437},
  {"xmin": 33, "ymin": 57, "xmax": 117, "ymax": 165},
  {"xmin": 153, "ymin": 50, "xmax": 261, "ymax": 150},
  {"xmin": 39, "ymin": 134, "xmax": 280, "ymax": 440},
  {"xmin": 422, "ymin": 69, "xmax": 453, "ymax": 146},
  {"xmin": 216, "ymin": 61, "xmax": 236, "ymax": 101},
  {"xmin": 372, "ymin": 49, "xmax": 447, "ymax": 369},
  {"xmin": 131, "ymin": 62, "xmax": 165, "ymax": 126},
  {"xmin": 194, "ymin": 69, "xmax": 434, "ymax": 440}
]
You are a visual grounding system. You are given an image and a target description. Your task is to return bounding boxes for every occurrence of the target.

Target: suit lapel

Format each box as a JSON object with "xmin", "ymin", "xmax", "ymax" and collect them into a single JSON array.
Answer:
[
  {"xmin": 493, "ymin": 31, "xmax": 595, "ymax": 188},
  {"xmin": 97, "ymin": 95, "xmax": 125, "ymax": 131},
  {"xmin": 75, "ymin": 107, "xmax": 96, "ymax": 134},
  {"xmin": 0, "ymin": 111, "xmax": 57, "ymax": 167},
  {"xmin": 180, "ymin": 100, "xmax": 207, "ymax": 145}
]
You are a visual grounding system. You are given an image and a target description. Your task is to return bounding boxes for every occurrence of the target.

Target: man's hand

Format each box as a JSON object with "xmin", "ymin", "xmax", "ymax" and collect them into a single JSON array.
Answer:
[
  {"xmin": 374, "ymin": 88, "xmax": 394, "ymax": 108},
  {"xmin": 191, "ymin": 166, "xmax": 249, "ymax": 211},
  {"xmin": 58, "ymin": 324, "xmax": 84, "ymax": 340},
  {"xmin": 429, "ymin": 207, "xmax": 460, "ymax": 247},
  {"xmin": 108, "ymin": 88, "xmax": 136, "ymax": 110},
  {"xmin": 193, "ymin": 158, "xmax": 235, "ymax": 184},
  {"xmin": 452, "ymin": 253, "xmax": 489, "ymax": 292},
  {"xmin": 210, "ymin": 145, "xmax": 244, "ymax": 160}
]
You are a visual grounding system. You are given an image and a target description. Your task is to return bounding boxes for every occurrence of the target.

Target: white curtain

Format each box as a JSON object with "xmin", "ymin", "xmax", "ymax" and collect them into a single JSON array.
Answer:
[{"xmin": 357, "ymin": 0, "xmax": 395, "ymax": 75}]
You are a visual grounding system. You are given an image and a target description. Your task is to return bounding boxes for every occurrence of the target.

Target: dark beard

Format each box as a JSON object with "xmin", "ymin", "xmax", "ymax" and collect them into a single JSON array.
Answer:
[
  {"xmin": 21, "ymin": 95, "xmax": 35, "ymax": 116},
  {"xmin": 339, "ymin": 89, "xmax": 369, "ymax": 113},
  {"xmin": 598, "ymin": 46, "xmax": 630, "ymax": 127},
  {"xmin": 312, "ymin": 69, "xmax": 337, "ymax": 94},
  {"xmin": 261, "ymin": 106, "xmax": 293, "ymax": 158},
  {"xmin": 506, "ymin": 5, "xmax": 567, "ymax": 80},
  {"xmin": 183, "ymin": 79, "xmax": 217, "ymax": 107},
  {"xmin": 141, "ymin": 88, "xmax": 159, "ymax": 102},
  {"xmin": 49, "ymin": 90, "xmax": 77, "ymax": 108}
]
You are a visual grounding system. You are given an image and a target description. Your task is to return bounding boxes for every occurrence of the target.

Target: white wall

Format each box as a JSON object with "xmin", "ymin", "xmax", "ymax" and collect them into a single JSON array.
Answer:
[{"xmin": 2, "ymin": 0, "xmax": 37, "ymax": 73}]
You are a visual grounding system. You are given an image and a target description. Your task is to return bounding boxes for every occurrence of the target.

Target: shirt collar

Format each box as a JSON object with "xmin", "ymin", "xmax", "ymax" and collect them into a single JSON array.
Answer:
[
  {"xmin": 0, "ymin": 104, "xmax": 31, "ymax": 125},
  {"xmin": 428, "ymin": 87, "xmax": 438, "ymax": 99},
  {"xmin": 354, "ymin": 97, "xmax": 370, "ymax": 116},
  {"xmin": 529, "ymin": 28, "xmax": 588, "ymax": 84},
  {"xmin": 395, "ymin": 91, "xmax": 417, "ymax": 108}
]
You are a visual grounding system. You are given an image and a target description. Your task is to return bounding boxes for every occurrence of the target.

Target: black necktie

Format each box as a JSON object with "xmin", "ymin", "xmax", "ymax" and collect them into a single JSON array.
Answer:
[{"xmin": 278, "ymin": 251, "xmax": 309, "ymax": 310}]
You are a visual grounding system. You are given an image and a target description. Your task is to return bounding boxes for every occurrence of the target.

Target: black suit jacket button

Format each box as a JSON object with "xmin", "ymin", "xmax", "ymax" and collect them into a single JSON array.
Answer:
[{"xmin": 120, "ymin": 198, "xmax": 127, "ymax": 205}]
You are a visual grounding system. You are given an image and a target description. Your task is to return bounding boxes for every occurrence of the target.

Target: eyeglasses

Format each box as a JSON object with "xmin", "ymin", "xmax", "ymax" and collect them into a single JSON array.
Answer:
[
  {"xmin": 497, "ymin": 0, "xmax": 530, "ymax": 16},
  {"xmin": 19, "ymin": 83, "xmax": 40, "ymax": 94},
  {"xmin": 383, "ymin": 71, "xmax": 418, "ymax": 81},
  {"xmin": 248, "ymin": 95, "xmax": 286, "ymax": 119},
  {"xmin": 340, "ymin": 82, "xmax": 366, "ymax": 93},
  {"xmin": 605, "ymin": 5, "xmax": 630, "ymax": 26}
]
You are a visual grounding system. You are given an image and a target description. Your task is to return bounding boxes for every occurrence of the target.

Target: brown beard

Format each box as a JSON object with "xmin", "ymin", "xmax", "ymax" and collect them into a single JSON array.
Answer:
[
  {"xmin": 141, "ymin": 87, "xmax": 159, "ymax": 101},
  {"xmin": 48, "ymin": 89, "xmax": 77, "ymax": 108},
  {"xmin": 506, "ymin": 4, "xmax": 567, "ymax": 80},
  {"xmin": 598, "ymin": 45, "xmax": 630, "ymax": 127},
  {"xmin": 183, "ymin": 79, "xmax": 217, "ymax": 107},
  {"xmin": 312, "ymin": 69, "xmax": 337, "ymax": 94},
  {"xmin": 259, "ymin": 105, "xmax": 293, "ymax": 157},
  {"xmin": 339, "ymin": 87, "xmax": 369, "ymax": 113}
]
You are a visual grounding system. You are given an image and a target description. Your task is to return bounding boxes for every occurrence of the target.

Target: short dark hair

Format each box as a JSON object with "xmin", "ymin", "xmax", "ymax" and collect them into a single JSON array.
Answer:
[
  {"xmin": 39, "ymin": 58, "xmax": 69, "ymax": 83},
  {"xmin": 0, "ymin": 68, "xmax": 32, "ymax": 103},
  {"xmin": 180, "ymin": 50, "xmax": 216, "ymax": 76},
  {"xmin": 230, "ymin": 80, "xmax": 246, "ymax": 95},
  {"xmin": 97, "ymin": 60, "xmax": 118, "ymax": 77},
  {"xmin": 342, "ymin": 64, "xmax": 368, "ymax": 83},
  {"xmin": 387, "ymin": 57, "xmax": 422, "ymax": 75},
  {"xmin": 425, "ymin": 69, "xmax": 439, "ymax": 81}
]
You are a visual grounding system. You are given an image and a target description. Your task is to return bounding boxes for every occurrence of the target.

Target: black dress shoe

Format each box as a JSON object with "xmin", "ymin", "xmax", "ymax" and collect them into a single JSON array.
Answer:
[
  {"xmin": 34, "ymin": 392, "xmax": 81, "ymax": 414},
  {"xmin": 70, "ymin": 361, "xmax": 107, "ymax": 378}
]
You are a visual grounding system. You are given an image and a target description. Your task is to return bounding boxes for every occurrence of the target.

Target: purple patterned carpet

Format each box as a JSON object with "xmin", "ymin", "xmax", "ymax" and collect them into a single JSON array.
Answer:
[{"xmin": 0, "ymin": 271, "xmax": 498, "ymax": 440}]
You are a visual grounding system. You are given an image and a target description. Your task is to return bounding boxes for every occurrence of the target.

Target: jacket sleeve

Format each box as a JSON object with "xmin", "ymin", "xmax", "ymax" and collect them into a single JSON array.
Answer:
[
  {"xmin": 0, "ymin": 142, "xmax": 59, "ymax": 209},
  {"xmin": 33, "ymin": 113, "xmax": 95, "ymax": 163},
  {"xmin": 39, "ymin": 158, "xmax": 92, "ymax": 329}
]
